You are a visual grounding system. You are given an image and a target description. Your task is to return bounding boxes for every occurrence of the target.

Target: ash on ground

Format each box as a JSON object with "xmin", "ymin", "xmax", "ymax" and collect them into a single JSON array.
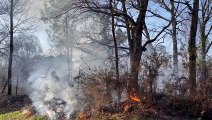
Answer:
[{"xmin": 45, "ymin": 98, "xmax": 68, "ymax": 120}]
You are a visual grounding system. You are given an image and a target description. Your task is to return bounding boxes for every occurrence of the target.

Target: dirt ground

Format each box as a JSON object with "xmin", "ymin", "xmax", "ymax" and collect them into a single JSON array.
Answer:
[{"xmin": 0, "ymin": 95, "xmax": 32, "ymax": 114}]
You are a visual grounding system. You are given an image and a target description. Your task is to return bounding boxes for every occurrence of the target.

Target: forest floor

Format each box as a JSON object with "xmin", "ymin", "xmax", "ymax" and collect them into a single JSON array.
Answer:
[
  {"xmin": 76, "ymin": 95, "xmax": 201, "ymax": 120},
  {"xmin": 0, "ymin": 95, "xmax": 45, "ymax": 120},
  {"xmin": 0, "ymin": 94, "xmax": 205, "ymax": 120},
  {"xmin": 0, "ymin": 95, "xmax": 31, "ymax": 114}
]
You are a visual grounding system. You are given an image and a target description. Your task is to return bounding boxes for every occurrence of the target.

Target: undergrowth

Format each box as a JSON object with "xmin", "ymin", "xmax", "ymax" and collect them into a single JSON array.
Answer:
[{"xmin": 0, "ymin": 110, "xmax": 45, "ymax": 120}]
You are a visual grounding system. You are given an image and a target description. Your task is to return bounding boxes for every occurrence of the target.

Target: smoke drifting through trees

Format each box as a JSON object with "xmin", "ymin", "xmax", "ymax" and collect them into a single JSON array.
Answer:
[
  {"xmin": 0, "ymin": 0, "xmax": 212, "ymax": 119},
  {"xmin": 0, "ymin": 0, "xmax": 39, "ymax": 95}
]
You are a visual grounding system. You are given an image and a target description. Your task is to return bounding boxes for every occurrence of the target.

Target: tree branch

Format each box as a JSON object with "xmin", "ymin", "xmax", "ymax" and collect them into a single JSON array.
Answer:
[{"xmin": 142, "ymin": 20, "xmax": 172, "ymax": 51}]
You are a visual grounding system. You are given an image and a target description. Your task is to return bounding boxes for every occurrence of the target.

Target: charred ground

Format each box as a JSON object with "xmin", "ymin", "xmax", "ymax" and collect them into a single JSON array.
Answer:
[{"xmin": 1, "ymin": 94, "xmax": 211, "ymax": 120}]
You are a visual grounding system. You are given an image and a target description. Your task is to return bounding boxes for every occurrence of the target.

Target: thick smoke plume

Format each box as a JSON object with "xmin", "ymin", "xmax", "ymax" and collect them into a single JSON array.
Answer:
[{"xmin": 27, "ymin": 56, "xmax": 79, "ymax": 119}]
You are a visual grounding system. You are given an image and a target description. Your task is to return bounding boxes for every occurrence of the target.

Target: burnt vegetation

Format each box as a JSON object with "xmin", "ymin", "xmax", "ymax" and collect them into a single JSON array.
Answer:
[{"xmin": 0, "ymin": 0, "xmax": 212, "ymax": 120}]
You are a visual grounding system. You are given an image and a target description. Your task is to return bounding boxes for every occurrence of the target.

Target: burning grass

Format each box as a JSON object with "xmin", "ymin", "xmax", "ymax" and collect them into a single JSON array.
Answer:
[
  {"xmin": 129, "ymin": 95, "xmax": 141, "ymax": 102},
  {"xmin": 0, "ymin": 93, "xmax": 206, "ymax": 120},
  {"xmin": 75, "ymin": 96, "xmax": 161, "ymax": 120},
  {"xmin": 74, "ymin": 94, "xmax": 206, "ymax": 120}
]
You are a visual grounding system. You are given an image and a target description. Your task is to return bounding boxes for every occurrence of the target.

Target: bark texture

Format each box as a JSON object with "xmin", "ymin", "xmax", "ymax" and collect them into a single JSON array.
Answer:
[
  {"xmin": 8, "ymin": 0, "xmax": 14, "ymax": 95},
  {"xmin": 188, "ymin": 0, "xmax": 199, "ymax": 97}
]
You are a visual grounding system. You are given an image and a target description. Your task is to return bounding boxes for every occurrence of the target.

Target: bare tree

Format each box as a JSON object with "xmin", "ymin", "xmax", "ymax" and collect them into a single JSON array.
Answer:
[
  {"xmin": 75, "ymin": 0, "xmax": 173, "ymax": 97},
  {"xmin": 109, "ymin": 0, "xmax": 121, "ymax": 101},
  {"xmin": 41, "ymin": 0, "xmax": 81, "ymax": 85},
  {"xmin": 199, "ymin": 0, "xmax": 212, "ymax": 86},
  {"xmin": 7, "ymin": 0, "xmax": 14, "ymax": 95},
  {"xmin": 0, "ymin": 0, "xmax": 36, "ymax": 95},
  {"xmin": 170, "ymin": 0, "xmax": 179, "ymax": 77},
  {"xmin": 153, "ymin": 0, "xmax": 189, "ymax": 77},
  {"xmin": 109, "ymin": 0, "xmax": 119, "ymax": 87},
  {"xmin": 188, "ymin": 0, "xmax": 199, "ymax": 97}
]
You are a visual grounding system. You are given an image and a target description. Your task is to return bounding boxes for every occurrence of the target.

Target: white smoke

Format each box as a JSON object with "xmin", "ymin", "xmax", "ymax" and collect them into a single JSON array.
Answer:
[{"xmin": 27, "ymin": 55, "xmax": 79, "ymax": 119}]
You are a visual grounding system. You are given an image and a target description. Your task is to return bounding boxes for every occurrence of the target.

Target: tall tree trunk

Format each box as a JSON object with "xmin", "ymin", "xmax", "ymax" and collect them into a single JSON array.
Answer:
[
  {"xmin": 129, "ymin": 51, "xmax": 141, "ymax": 96},
  {"xmin": 109, "ymin": 0, "xmax": 120, "ymax": 101},
  {"xmin": 199, "ymin": 0, "xmax": 211, "ymax": 87},
  {"xmin": 121, "ymin": 0, "xmax": 137, "ymax": 97},
  {"xmin": 128, "ymin": 0, "xmax": 149, "ymax": 97},
  {"xmin": 171, "ymin": 0, "xmax": 178, "ymax": 77},
  {"xmin": 200, "ymin": 23, "xmax": 206, "ymax": 86},
  {"xmin": 188, "ymin": 0, "xmax": 199, "ymax": 97},
  {"xmin": 109, "ymin": 0, "xmax": 119, "ymax": 83},
  {"xmin": 8, "ymin": 0, "xmax": 14, "ymax": 95},
  {"xmin": 121, "ymin": 1, "xmax": 133, "ymax": 53}
]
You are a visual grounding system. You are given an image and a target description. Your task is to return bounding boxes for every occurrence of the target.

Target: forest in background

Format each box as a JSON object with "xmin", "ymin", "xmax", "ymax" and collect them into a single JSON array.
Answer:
[{"xmin": 0, "ymin": 0, "xmax": 212, "ymax": 120}]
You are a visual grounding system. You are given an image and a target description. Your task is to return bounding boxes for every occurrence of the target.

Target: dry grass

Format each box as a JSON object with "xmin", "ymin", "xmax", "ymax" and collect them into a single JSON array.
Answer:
[{"xmin": 0, "ymin": 110, "xmax": 46, "ymax": 120}]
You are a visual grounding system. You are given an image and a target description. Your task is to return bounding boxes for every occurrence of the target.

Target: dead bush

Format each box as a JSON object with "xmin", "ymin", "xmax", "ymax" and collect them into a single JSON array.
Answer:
[{"xmin": 75, "ymin": 67, "xmax": 129, "ymax": 109}]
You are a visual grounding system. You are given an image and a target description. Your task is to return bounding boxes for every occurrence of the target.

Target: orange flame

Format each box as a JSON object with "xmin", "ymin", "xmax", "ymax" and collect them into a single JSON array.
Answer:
[{"xmin": 129, "ymin": 95, "xmax": 141, "ymax": 102}]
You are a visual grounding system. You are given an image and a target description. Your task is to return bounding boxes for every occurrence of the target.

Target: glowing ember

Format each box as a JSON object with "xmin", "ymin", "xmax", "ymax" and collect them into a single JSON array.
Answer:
[
  {"xmin": 124, "ymin": 104, "xmax": 131, "ymax": 112},
  {"xmin": 129, "ymin": 95, "xmax": 141, "ymax": 102}
]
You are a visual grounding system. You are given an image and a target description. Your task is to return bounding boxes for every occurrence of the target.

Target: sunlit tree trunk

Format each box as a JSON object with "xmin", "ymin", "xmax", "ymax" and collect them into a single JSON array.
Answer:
[{"xmin": 170, "ymin": 0, "xmax": 178, "ymax": 77}]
